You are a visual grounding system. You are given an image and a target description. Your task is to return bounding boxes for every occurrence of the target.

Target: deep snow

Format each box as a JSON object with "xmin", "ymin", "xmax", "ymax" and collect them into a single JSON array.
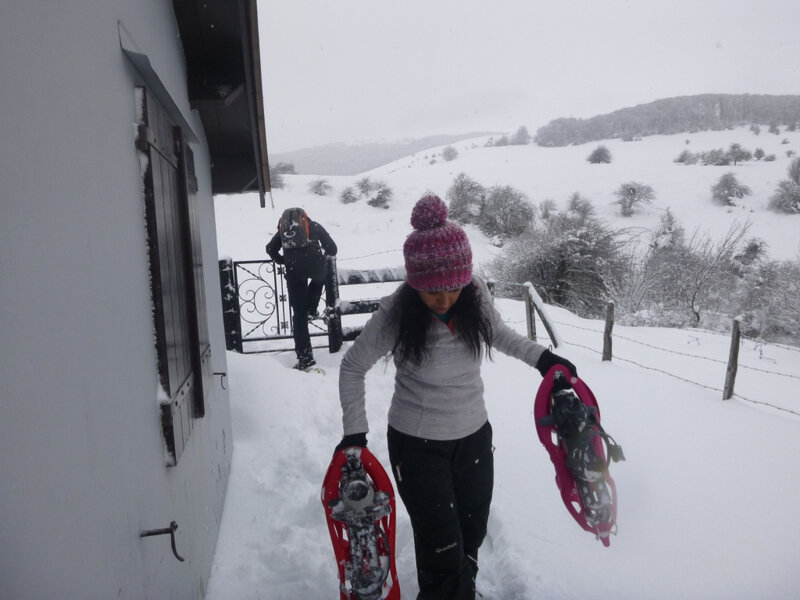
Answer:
[{"xmin": 206, "ymin": 128, "xmax": 800, "ymax": 599}]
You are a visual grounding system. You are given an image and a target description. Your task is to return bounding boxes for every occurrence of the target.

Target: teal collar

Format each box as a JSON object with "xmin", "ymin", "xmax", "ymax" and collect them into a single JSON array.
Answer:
[{"xmin": 433, "ymin": 311, "xmax": 451, "ymax": 324}]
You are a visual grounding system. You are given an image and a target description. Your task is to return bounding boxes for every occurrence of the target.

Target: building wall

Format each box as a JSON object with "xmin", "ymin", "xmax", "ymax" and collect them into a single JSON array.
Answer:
[{"xmin": 0, "ymin": 2, "xmax": 232, "ymax": 598}]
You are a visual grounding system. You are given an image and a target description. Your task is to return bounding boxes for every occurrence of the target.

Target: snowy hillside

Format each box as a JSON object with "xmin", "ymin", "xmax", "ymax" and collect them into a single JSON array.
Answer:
[
  {"xmin": 207, "ymin": 129, "xmax": 800, "ymax": 599},
  {"xmin": 220, "ymin": 126, "xmax": 800, "ymax": 266}
]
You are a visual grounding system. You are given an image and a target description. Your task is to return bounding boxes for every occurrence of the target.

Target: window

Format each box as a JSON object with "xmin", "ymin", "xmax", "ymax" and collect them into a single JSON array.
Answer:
[{"xmin": 136, "ymin": 86, "xmax": 212, "ymax": 466}]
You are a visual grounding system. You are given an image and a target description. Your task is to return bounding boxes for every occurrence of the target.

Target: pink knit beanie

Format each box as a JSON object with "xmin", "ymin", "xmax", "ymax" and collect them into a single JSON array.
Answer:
[{"xmin": 403, "ymin": 195, "xmax": 473, "ymax": 292}]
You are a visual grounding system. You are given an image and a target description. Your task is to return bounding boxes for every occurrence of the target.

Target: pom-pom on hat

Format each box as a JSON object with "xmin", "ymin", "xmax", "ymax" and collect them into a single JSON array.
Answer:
[{"xmin": 403, "ymin": 195, "xmax": 473, "ymax": 292}]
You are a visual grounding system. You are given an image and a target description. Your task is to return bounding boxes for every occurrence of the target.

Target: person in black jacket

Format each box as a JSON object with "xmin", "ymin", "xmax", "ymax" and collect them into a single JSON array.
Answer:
[{"xmin": 266, "ymin": 207, "xmax": 337, "ymax": 370}]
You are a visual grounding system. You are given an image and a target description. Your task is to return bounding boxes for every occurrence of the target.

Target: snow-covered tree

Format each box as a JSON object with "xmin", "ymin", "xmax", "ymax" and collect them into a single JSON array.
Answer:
[
  {"xmin": 269, "ymin": 167, "xmax": 284, "ymax": 189},
  {"xmin": 273, "ymin": 161, "xmax": 296, "ymax": 174},
  {"xmin": 649, "ymin": 209, "xmax": 685, "ymax": 251},
  {"xmin": 477, "ymin": 185, "xmax": 533, "ymax": 239},
  {"xmin": 355, "ymin": 176, "xmax": 374, "ymax": 196},
  {"xmin": 587, "ymin": 145, "xmax": 612, "ymax": 164},
  {"xmin": 490, "ymin": 202, "xmax": 627, "ymax": 318},
  {"xmin": 442, "ymin": 145, "xmax": 458, "ymax": 161},
  {"xmin": 731, "ymin": 255, "xmax": 800, "ymax": 342},
  {"xmin": 367, "ymin": 181, "xmax": 393, "ymax": 208},
  {"xmin": 509, "ymin": 126, "xmax": 531, "ymax": 145},
  {"xmin": 339, "ymin": 186, "xmax": 358, "ymax": 204},
  {"xmin": 538, "ymin": 198, "xmax": 557, "ymax": 220},
  {"xmin": 726, "ymin": 143, "xmax": 752, "ymax": 165},
  {"xmin": 614, "ymin": 181, "xmax": 655, "ymax": 216},
  {"xmin": 711, "ymin": 173, "xmax": 751, "ymax": 206},
  {"xmin": 787, "ymin": 157, "xmax": 800, "ymax": 185},
  {"xmin": 494, "ymin": 135, "xmax": 510, "ymax": 147},
  {"xmin": 308, "ymin": 178, "xmax": 332, "ymax": 196},
  {"xmin": 446, "ymin": 173, "xmax": 485, "ymax": 225},
  {"xmin": 768, "ymin": 157, "xmax": 800, "ymax": 213},
  {"xmin": 566, "ymin": 191, "xmax": 594, "ymax": 220}
]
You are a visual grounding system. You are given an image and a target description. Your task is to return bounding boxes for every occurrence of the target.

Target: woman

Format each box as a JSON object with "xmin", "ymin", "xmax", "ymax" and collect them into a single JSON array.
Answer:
[{"xmin": 336, "ymin": 195, "xmax": 576, "ymax": 600}]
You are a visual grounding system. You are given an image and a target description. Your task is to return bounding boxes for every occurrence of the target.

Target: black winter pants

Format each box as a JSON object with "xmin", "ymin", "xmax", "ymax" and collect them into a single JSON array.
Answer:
[
  {"xmin": 285, "ymin": 269, "xmax": 325, "ymax": 360},
  {"xmin": 387, "ymin": 422, "xmax": 494, "ymax": 600}
]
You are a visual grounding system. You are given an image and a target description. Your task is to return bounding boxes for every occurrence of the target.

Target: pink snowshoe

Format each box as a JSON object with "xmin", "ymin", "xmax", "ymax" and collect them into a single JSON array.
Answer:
[{"xmin": 534, "ymin": 365, "xmax": 625, "ymax": 547}]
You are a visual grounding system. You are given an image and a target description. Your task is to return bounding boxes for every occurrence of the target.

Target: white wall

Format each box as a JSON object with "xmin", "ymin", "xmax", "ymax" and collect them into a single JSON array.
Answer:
[{"xmin": 0, "ymin": 2, "xmax": 232, "ymax": 598}]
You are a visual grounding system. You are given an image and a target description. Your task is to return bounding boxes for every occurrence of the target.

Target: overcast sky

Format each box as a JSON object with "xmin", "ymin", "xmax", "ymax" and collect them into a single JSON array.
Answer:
[{"xmin": 258, "ymin": 0, "xmax": 800, "ymax": 154}]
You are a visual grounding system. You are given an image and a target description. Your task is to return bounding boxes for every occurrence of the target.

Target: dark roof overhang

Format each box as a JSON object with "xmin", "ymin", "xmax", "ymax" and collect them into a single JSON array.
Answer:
[{"xmin": 172, "ymin": 0, "xmax": 271, "ymax": 206}]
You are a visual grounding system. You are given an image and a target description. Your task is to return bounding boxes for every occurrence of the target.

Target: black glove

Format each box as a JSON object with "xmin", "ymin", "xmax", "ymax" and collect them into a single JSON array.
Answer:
[
  {"xmin": 536, "ymin": 349, "xmax": 578, "ymax": 378},
  {"xmin": 334, "ymin": 432, "xmax": 367, "ymax": 453},
  {"xmin": 265, "ymin": 244, "xmax": 285, "ymax": 264}
]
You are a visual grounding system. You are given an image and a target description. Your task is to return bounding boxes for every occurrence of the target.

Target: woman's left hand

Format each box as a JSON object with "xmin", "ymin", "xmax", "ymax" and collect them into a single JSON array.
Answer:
[{"xmin": 535, "ymin": 349, "xmax": 578, "ymax": 378}]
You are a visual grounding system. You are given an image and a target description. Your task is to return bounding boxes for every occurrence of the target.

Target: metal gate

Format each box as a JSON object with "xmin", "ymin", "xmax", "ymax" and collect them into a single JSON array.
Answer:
[{"xmin": 218, "ymin": 257, "xmax": 406, "ymax": 354}]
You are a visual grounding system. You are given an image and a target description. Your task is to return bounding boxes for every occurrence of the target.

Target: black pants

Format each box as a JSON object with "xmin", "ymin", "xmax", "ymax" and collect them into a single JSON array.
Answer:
[
  {"xmin": 388, "ymin": 422, "xmax": 494, "ymax": 600},
  {"xmin": 285, "ymin": 270, "xmax": 325, "ymax": 359}
]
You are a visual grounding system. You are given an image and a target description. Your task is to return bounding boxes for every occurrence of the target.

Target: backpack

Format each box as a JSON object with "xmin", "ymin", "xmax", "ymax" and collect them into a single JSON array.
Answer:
[{"xmin": 278, "ymin": 207, "xmax": 311, "ymax": 249}]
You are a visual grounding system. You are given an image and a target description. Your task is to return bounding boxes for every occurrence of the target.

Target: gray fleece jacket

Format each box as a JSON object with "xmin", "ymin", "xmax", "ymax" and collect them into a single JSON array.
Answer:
[{"xmin": 338, "ymin": 277, "xmax": 548, "ymax": 441}]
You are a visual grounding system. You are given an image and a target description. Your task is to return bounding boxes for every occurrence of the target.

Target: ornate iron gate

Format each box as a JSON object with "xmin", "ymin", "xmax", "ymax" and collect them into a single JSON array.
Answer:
[
  {"xmin": 220, "ymin": 258, "xmax": 333, "ymax": 353},
  {"xmin": 218, "ymin": 257, "xmax": 405, "ymax": 355},
  {"xmin": 218, "ymin": 260, "xmax": 544, "ymax": 356}
]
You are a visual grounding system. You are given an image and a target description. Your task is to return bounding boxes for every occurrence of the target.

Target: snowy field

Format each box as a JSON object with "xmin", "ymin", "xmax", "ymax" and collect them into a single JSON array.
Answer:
[{"xmin": 206, "ymin": 129, "xmax": 800, "ymax": 599}]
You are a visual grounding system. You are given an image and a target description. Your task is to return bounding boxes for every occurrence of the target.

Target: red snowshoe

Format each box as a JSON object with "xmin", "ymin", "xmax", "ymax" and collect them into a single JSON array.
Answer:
[
  {"xmin": 321, "ymin": 447, "xmax": 400, "ymax": 600},
  {"xmin": 534, "ymin": 365, "xmax": 625, "ymax": 547}
]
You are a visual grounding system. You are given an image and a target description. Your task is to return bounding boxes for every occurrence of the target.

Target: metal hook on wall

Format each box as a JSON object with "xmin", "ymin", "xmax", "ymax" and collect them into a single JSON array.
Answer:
[
  {"xmin": 140, "ymin": 521, "xmax": 185, "ymax": 562},
  {"xmin": 213, "ymin": 372, "xmax": 227, "ymax": 390}
]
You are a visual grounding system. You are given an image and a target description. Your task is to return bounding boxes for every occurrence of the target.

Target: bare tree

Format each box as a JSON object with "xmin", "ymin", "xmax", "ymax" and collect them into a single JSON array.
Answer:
[{"xmin": 677, "ymin": 222, "xmax": 750, "ymax": 326}]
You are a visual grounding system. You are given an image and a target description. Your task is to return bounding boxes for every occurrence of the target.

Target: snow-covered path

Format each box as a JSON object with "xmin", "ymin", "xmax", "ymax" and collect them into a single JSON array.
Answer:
[{"xmin": 205, "ymin": 301, "xmax": 800, "ymax": 599}]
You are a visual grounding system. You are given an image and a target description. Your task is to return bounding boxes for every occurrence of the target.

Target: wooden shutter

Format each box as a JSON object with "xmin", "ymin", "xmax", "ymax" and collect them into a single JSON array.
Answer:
[
  {"xmin": 136, "ymin": 86, "xmax": 206, "ymax": 465},
  {"xmin": 177, "ymin": 139, "xmax": 212, "ymax": 418}
]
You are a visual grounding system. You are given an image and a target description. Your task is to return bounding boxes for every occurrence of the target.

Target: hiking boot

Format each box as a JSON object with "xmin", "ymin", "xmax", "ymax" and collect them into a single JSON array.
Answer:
[{"xmin": 294, "ymin": 355, "xmax": 317, "ymax": 370}]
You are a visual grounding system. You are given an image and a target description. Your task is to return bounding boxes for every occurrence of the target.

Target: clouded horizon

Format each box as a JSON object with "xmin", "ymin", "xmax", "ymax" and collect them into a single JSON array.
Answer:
[{"xmin": 258, "ymin": 0, "xmax": 800, "ymax": 154}]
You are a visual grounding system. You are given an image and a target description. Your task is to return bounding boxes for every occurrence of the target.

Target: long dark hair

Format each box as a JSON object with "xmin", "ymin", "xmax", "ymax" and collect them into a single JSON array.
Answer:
[{"xmin": 391, "ymin": 282, "xmax": 493, "ymax": 366}]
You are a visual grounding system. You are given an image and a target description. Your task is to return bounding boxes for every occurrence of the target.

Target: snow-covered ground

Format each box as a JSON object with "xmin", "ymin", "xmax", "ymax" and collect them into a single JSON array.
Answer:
[{"xmin": 206, "ymin": 129, "xmax": 800, "ymax": 599}]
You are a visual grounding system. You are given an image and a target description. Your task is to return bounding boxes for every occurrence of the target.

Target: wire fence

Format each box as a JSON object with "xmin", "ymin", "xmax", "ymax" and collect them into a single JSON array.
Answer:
[
  {"xmin": 338, "ymin": 248, "xmax": 403, "ymax": 262},
  {"xmin": 552, "ymin": 319, "xmax": 800, "ymax": 380},
  {"xmin": 545, "ymin": 317, "xmax": 800, "ymax": 418}
]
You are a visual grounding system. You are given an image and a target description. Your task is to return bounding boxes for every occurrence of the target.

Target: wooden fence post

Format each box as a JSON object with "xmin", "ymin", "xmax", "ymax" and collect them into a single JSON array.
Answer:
[
  {"xmin": 602, "ymin": 301, "xmax": 615, "ymax": 361},
  {"xmin": 723, "ymin": 317, "xmax": 741, "ymax": 400},
  {"xmin": 524, "ymin": 283, "xmax": 560, "ymax": 348},
  {"xmin": 524, "ymin": 292, "xmax": 537, "ymax": 341}
]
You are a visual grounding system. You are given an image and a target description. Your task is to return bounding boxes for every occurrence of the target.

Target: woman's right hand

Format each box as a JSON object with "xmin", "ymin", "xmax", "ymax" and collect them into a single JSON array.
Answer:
[{"xmin": 334, "ymin": 432, "xmax": 367, "ymax": 453}]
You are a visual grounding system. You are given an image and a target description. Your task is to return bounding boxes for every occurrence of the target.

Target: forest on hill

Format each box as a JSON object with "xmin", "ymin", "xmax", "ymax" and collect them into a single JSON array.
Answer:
[{"xmin": 534, "ymin": 94, "xmax": 800, "ymax": 147}]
